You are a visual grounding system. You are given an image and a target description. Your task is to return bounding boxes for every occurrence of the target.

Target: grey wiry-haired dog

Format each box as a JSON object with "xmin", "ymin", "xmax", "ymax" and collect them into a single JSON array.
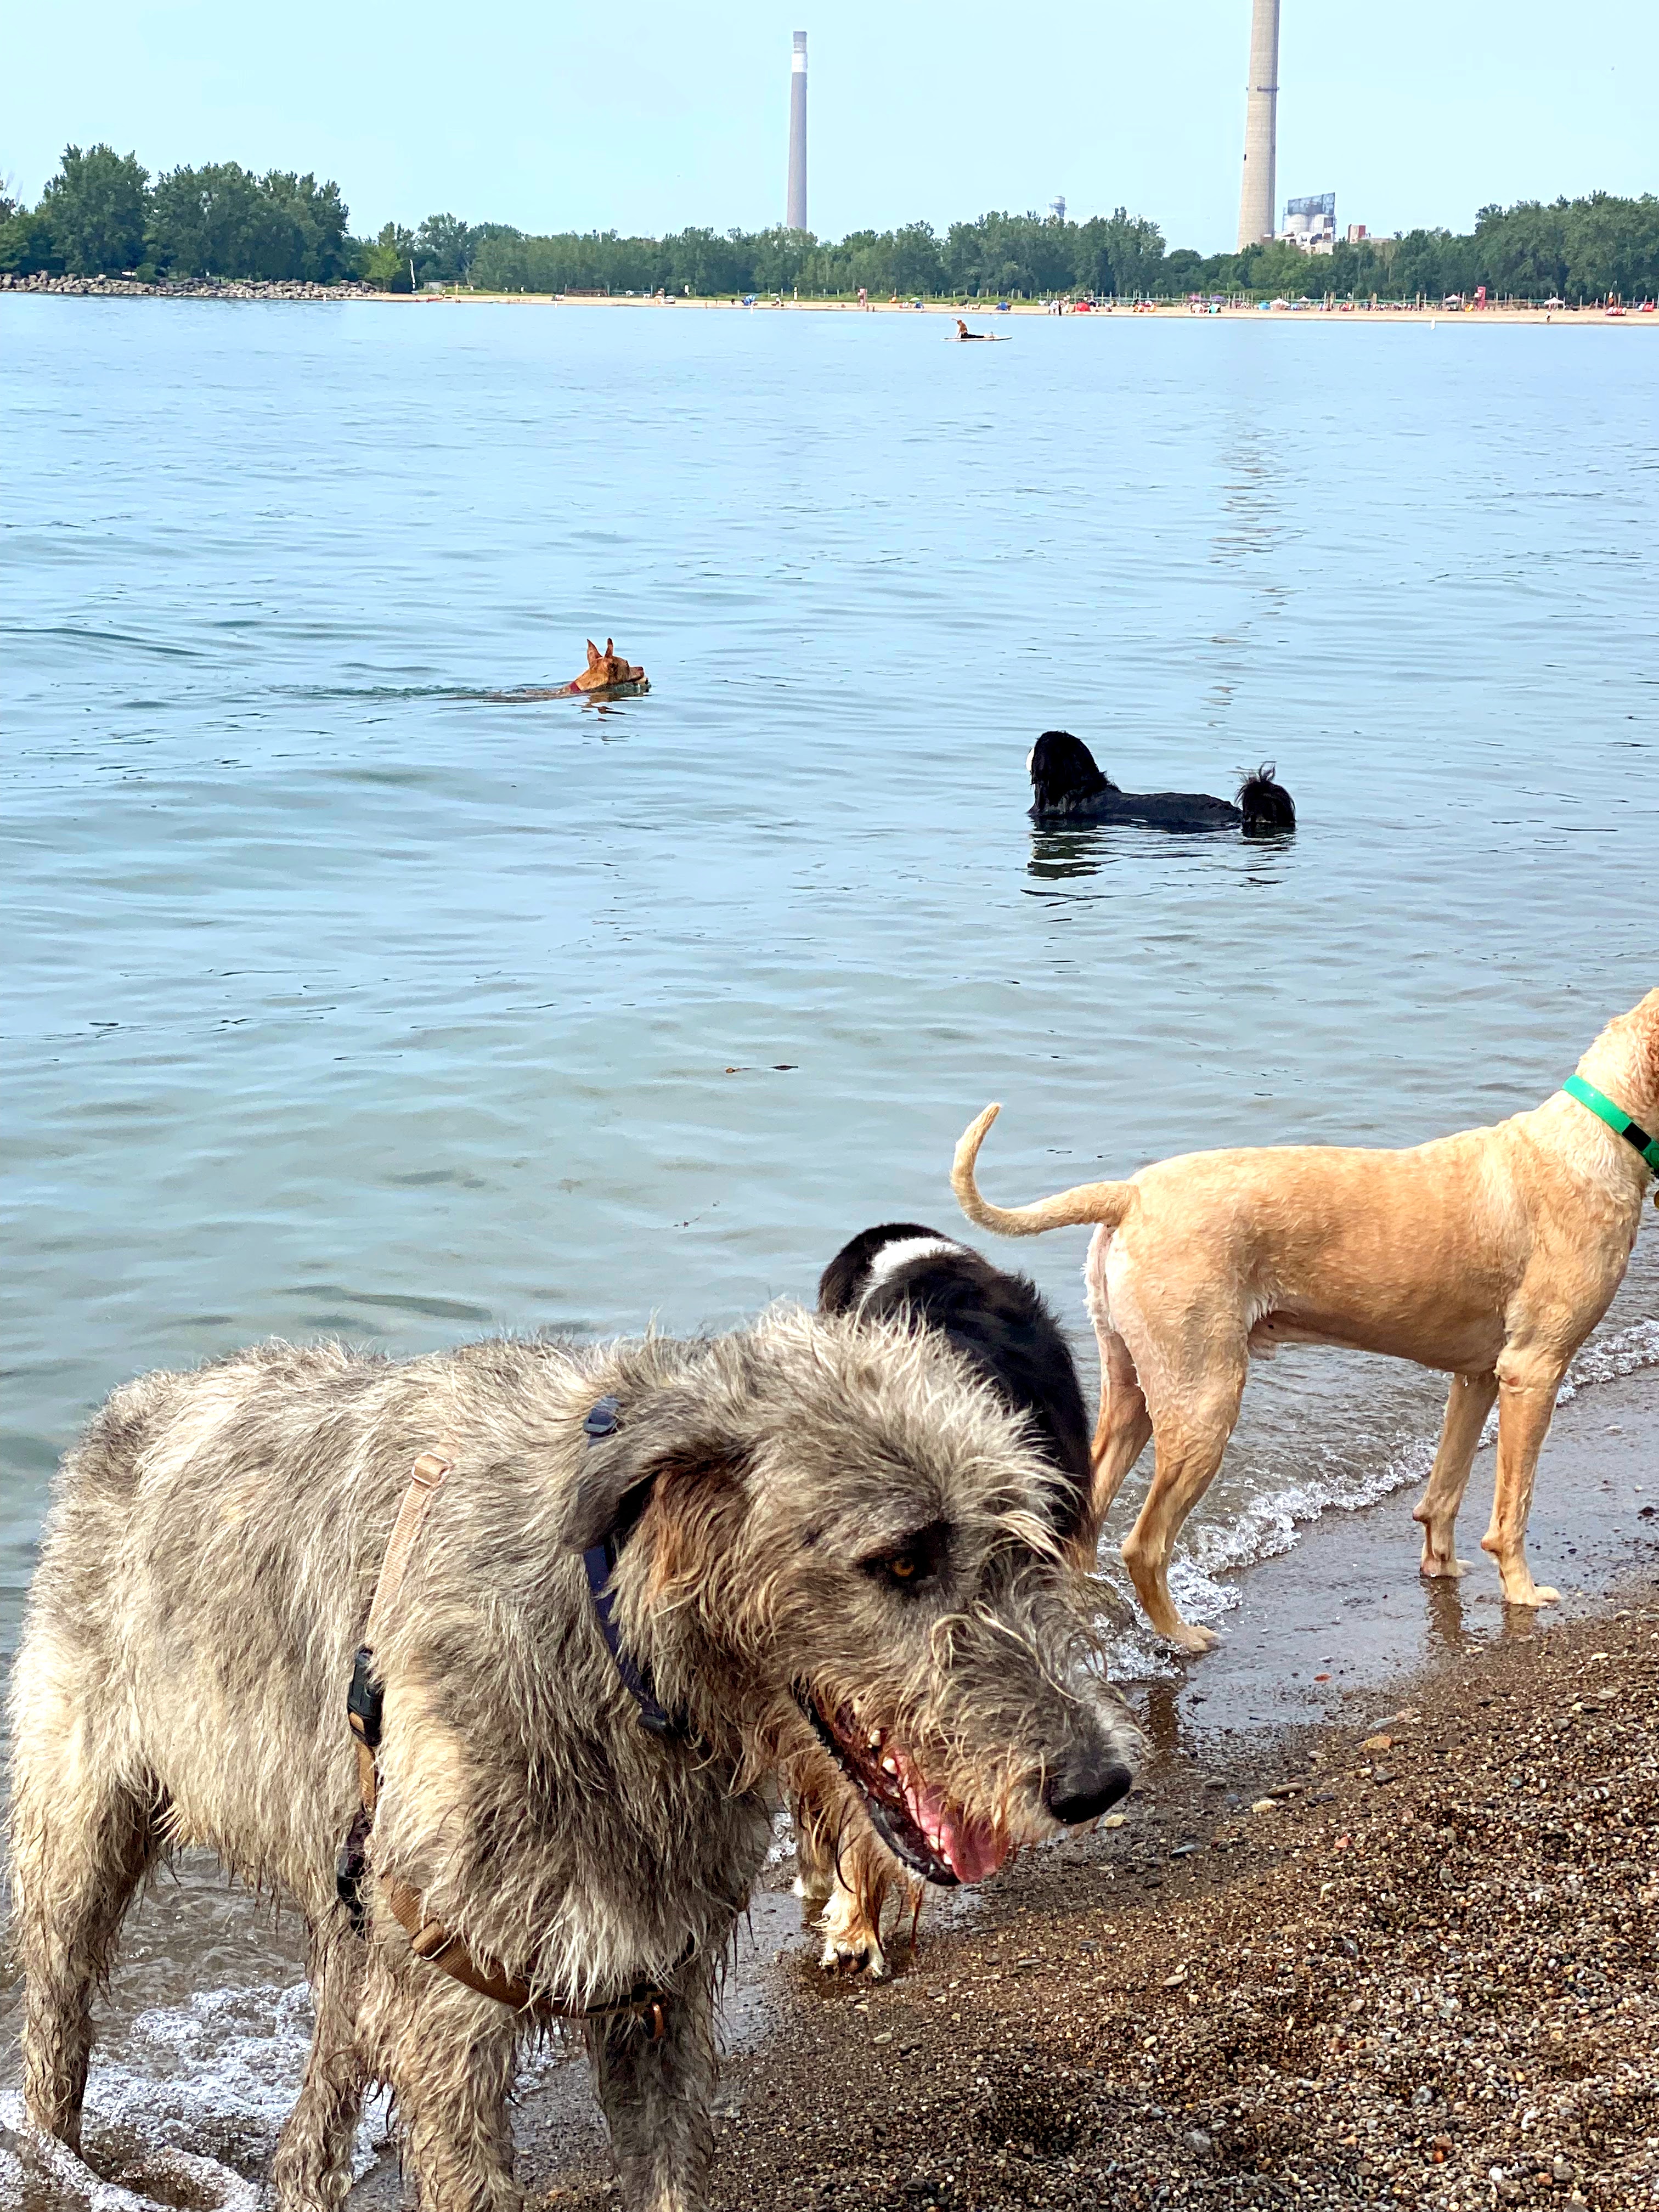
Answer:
[{"xmin": 9, "ymin": 1310, "xmax": 1137, "ymax": 2212}]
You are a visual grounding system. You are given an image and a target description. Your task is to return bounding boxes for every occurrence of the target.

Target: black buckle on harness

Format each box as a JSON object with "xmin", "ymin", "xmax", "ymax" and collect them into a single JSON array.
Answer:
[
  {"xmin": 336, "ymin": 1805, "xmax": 373, "ymax": 1934},
  {"xmin": 347, "ymin": 1644, "xmax": 383, "ymax": 1750}
]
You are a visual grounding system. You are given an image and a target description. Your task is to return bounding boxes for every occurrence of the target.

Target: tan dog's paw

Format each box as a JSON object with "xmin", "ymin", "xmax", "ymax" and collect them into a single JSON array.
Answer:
[
  {"xmin": 818, "ymin": 1926, "xmax": 889, "ymax": 1978},
  {"xmin": 1417, "ymin": 1548, "xmax": 1470, "ymax": 1579},
  {"xmin": 1165, "ymin": 1620, "xmax": 1220, "ymax": 1654},
  {"xmin": 1500, "ymin": 1581, "xmax": 1561, "ymax": 1608},
  {"xmin": 815, "ymin": 1886, "xmax": 888, "ymax": 1978}
]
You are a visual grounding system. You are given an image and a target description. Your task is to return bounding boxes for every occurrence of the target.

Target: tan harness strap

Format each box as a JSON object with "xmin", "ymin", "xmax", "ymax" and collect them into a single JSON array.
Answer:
[
  {"xmin": 349, "ymin": 1452, "xmax": 452, "ymax": 1814},
  {"xmin": 343, "ymin": 1448, "xmax": 667, "ymax": 2036}
]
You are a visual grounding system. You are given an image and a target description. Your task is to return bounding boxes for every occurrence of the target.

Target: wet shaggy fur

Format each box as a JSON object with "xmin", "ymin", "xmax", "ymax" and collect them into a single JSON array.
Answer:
[
  {"xmin": 793, "ymin": 1227, "xmax": 1102, "ymax": 1977},
  {"xmin": 7, "ymin": 1310, "xmax": 1137, "ymax": 2212},
  {"xmin": 1028, "ymin": 730, "xmax": 1296, "ymax": 836}
]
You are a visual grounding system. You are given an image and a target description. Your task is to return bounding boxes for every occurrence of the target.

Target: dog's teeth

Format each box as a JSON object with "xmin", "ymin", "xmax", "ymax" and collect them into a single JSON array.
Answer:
[
  {"xmin": 881, "ymin": 1757, "xmax": 899, "ymax": 1775},
  {"xmin": 867, "ymin": 1729, "xmax": 883, "ymax": 1750}
]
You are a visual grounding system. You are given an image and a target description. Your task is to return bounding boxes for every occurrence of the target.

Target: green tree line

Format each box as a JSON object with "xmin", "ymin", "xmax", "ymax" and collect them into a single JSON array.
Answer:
[
  {"xmin": 1, "ymin": 145, "xmax": 354, "ymax": 281},
  {"xmin": 4, "ymin": 145, "xmax": 1655, "ymax": 303}
]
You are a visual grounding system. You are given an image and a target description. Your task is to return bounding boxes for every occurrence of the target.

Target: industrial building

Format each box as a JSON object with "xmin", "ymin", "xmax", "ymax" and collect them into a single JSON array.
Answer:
[{"xmin": 1282, "ymin": 192, "xmax": 1337, "ymax": 253}]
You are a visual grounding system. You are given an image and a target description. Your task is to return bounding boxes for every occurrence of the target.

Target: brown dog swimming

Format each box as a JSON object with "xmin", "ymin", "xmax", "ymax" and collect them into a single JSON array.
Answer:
[
  {"xmin": 568, "ymin": 637, "xmax": 647, "ymax": 695},
  {"xmin": 488, "ymin": 639, "xmax": 649, "ymax": 703}
]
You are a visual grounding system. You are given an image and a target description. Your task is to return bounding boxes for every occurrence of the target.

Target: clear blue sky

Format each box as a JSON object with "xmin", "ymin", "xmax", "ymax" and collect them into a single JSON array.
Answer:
[{"xmin": 5, "ymin": 1, "xmax": 1654, "ymax": 253}]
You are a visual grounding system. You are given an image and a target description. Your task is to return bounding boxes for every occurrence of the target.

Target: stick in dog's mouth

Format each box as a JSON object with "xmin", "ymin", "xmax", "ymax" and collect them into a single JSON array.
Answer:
[{"xmin": 795, "ymin": 1692, "xmax": 1007, "ymax": 1887}]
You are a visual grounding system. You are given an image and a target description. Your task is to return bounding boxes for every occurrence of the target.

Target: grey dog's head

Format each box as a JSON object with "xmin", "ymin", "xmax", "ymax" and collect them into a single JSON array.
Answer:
[{"xmin": 563, "ymin": 1309, "xmax": 1138, "ymax": 1887}]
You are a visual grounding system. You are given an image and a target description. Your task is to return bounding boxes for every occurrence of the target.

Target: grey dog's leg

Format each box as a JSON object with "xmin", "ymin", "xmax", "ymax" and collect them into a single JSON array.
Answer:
[
  {"xmin": 371, "ymin": 1969, "xmax": 521, "ymax": 2212},
  {"xmin": 270, "ymin": 1934, "xmax": 368, "ymax": 2210},
  {"xmin": 588, "ymin": 1956, "xmax": 720, "ymax": 2212},
  {"xmin": 10, "ymin": 1697, "xmax": 157, "ymax": 2151}
]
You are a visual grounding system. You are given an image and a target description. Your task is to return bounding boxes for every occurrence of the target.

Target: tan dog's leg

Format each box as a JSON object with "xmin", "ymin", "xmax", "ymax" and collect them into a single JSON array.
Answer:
[
  {"xmin": 1413, "ymin": 1369, "xmax": 1499, "ymax": 1578},
  {"xmin": 789, "ymin": 1774, "xmax": 893, "ymax": 1976},
  {"xmin": 814, "ymin": 1828, "xmax": 897, "ymax": 1978},
  {"xmin": 1481, "ymin": 1346, "xmax": 1566, "ymax": 1606},
  {"xmin": 1090, "ymin": 1328, "xmax": 1153, "ymax": 1525},
  {"xmin": 1120, "ymin": 1364, "xmax": 1245, "ymax": 1653}
]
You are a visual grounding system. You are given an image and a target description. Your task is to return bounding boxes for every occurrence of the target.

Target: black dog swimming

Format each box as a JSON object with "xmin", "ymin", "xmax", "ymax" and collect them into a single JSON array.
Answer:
[
  {"xmin": 818, "ymin": 1222, "xmax": 1091, "ymax": 1545},
  {"xmin": 1028, "ymin": 730, "xmax": 1296, "ymax": 836}
]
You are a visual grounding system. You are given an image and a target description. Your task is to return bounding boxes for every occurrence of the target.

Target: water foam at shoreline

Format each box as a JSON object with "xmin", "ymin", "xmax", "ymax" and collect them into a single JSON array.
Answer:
[
  {"xmin": 1105, "ymin": 1317, "xmax": 1659, "ymax": 1675},
  {"xmin": 0, "ymin": 1983, "xmax": 388, "ymax": 2212}
]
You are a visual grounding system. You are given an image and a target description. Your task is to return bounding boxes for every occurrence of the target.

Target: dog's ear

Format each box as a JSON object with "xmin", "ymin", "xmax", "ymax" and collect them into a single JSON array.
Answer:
[
  {"xmin": 586, "ymin": 639, "xmax": 602, "ymax": 665},
  {"xmin": 562, "ymin": 1432, "xmax": 744, "ymax": 1557},
  {"xmin": 639, "ymin": 1444, "xmax": 750, "ymax": 1605},
  {"xmin": 603, "ymin": 637, "xmax": 614, "ymax": 658}
]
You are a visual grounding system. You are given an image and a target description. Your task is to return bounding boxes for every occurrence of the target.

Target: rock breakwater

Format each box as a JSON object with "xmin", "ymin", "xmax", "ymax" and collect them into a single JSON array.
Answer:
[{"xmin": 1, "ymin": 273, "xmax": 375, "ymax": 301}]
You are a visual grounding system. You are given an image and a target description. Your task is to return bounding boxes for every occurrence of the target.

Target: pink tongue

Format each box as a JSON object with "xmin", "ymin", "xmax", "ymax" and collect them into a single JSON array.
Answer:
[
  {"xmin": 939, "ymin": 1807, "xmax": 1008, "ymax": 1884},
  {"xmin": 900, "ymin": 1768, "xmax": 1009, "ymax": 1884}
]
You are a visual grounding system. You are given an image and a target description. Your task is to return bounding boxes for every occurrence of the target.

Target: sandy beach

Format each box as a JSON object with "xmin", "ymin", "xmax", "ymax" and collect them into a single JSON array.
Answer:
[
  {"xmin": 420, "ymin": 295, "xmax": 1658, "ymax": 327},
  {"xmin": 5, "ymin": 275, "xmax": 1652, "ymax": 323}
]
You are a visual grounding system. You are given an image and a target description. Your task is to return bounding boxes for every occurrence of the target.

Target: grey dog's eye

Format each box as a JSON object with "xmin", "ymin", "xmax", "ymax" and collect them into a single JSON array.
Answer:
[{"xmin": 861, "ymin": 1519, "xmax": 950, "ymax": 1592}]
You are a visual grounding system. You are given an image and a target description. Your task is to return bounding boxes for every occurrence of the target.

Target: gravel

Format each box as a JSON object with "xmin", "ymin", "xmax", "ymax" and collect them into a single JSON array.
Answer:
[{"xmin": 542, "ymin": 1577, "xmax": 1659, "ymax": 2210}]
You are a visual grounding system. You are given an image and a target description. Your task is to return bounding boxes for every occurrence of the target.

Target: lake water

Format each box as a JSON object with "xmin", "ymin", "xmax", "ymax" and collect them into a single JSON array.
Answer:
[{"xmin": 2, "ymin": 298, "xmax": 1657, "ymax": 2202}]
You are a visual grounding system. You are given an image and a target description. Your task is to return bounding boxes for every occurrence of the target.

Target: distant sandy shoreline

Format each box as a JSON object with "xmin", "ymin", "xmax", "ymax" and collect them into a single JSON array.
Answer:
[{"xmin": 4, "ymin": 273, "xmax": 1652, "ymax": 325}]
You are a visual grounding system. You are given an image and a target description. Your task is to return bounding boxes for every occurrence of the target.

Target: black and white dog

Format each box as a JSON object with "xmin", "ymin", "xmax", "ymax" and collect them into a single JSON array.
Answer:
[
  {"xmin": 1028, "ymin": 729, "xmax": 1296, "ymax": 836},
  {"xmin": 817, "ymin": 1222, "xmax": 1092, "ymax": 1543},
  {"xmin": 794, "ymin": 1221, "xmax": 1100, "ymax": 1976}
]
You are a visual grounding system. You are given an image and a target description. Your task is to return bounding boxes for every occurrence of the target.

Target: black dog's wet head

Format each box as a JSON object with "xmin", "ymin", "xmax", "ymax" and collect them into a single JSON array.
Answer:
[
  {"xmin": 1236, "ymin": 762, "xmax": 1297, "ymax": 837},
  {"xmin": 1029, "ymin": 730, "xmax": 1115, "ymax": 811}
]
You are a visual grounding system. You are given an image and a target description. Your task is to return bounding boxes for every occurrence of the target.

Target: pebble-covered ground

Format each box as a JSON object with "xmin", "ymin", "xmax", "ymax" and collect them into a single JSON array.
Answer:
[{"xmin": 552, "ymin": 1577, "xmax": 1659, "ymax": 2211}]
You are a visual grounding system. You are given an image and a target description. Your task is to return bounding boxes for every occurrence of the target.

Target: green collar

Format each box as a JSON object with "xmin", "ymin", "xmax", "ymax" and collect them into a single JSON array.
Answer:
[{"xmin": 1562, "ymin": 1074, "xmax": 1659, "ymax": 1174}]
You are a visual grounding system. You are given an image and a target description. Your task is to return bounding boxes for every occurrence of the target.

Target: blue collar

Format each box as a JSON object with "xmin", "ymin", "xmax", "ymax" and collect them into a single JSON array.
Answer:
[{"xmin": 580, "ymin": 1397, "xmax": 681, "ymax": 1739}]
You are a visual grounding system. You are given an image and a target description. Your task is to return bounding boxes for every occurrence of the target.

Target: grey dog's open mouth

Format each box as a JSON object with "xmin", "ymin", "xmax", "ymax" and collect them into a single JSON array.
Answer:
[{"xmin": 798, "ymin": 1695, "xmax": 1011, "ymax": 1887}]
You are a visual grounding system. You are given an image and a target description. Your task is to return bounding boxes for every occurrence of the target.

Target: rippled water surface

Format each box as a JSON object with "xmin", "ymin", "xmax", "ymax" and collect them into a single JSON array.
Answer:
[
  {"xmin": 2, "ymin": 295, "xmax": 1657, "ymax": 2194},
  {"xmin": 6, "ymin": 298, "xmax": 1658, "ymax": 1647}
]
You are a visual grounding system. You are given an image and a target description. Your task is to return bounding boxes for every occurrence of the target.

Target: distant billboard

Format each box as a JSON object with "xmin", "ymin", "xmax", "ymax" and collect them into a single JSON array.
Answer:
[{"xmin": 1285, "ymin": 193, "xmax": 1336, "ymax": 223}]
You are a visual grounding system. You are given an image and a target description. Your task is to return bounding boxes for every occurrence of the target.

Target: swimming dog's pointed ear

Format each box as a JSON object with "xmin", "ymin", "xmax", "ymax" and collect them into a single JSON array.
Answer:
[
  {"xmin": 603, "ymin": 637, "xmax": 614, "ymax": 658},
  {"xmin": 586, "ymin": 639, "xmax": 602, "ymax": 665}
]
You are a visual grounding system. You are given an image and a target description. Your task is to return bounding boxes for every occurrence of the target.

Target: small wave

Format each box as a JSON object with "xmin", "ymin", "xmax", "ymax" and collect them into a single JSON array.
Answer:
[
  {"xmin": 0, "ymin": 1984, "xmax": 386, "ymax": 2212},
  {"xmin": 1104, "ymin": 1316, "xmax": 1658, "ymax": 1673}
]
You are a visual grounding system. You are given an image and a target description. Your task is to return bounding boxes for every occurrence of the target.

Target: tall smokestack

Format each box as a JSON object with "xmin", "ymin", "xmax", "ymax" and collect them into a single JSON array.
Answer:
[
  {"xmin": 787, "ymin": 31, "xmax": 808, "ymax": 233},
  {"xmin": 1236, "ymin": 0, "xmax": 1280, "ymax": 250}
]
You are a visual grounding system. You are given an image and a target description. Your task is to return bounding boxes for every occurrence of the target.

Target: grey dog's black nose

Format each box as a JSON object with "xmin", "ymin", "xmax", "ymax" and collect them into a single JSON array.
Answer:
[{"xmin": 1043, "ymin": 1752, "xmax": 1134, "ymax": 1826}]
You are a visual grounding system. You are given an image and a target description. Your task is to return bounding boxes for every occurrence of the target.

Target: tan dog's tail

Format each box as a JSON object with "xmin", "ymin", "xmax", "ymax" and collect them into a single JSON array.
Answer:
[{"xmin": 952, "ymin": 1104, "xmax": 1138, "ymax": 1237}]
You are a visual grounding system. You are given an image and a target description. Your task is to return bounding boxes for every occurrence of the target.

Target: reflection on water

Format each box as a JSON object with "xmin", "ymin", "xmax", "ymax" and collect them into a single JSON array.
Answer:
[{"xmin": 1026, "ymin": 826, "xmax": 1118, "ymax": 882}]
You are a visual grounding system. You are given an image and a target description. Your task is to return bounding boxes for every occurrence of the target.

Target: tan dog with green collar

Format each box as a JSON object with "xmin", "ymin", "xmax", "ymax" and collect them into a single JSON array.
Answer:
[{"xmin": 952, "ymin": 990, "xmax": 1658, "ymax": 1651}]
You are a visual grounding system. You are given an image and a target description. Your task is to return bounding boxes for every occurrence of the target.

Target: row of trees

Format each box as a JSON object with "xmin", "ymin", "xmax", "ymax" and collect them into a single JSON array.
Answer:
[
  {"xmin": 0, "ymin": 145, "xmax": 353, "ymax": 282},
  {"xmin": 4, "ymin": 146, "xmax": 1655, "ymax": 303},
  {"xmin": 383, "ymin": 193, "xmax": 1659, "ymax": 303}
]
